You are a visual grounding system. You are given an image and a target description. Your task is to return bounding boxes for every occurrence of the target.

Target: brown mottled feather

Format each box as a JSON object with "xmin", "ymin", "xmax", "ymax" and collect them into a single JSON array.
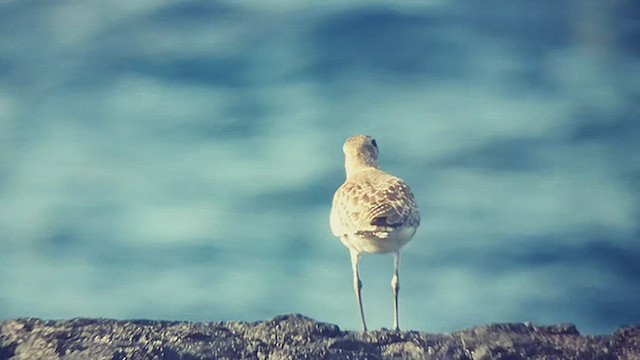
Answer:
[{"xmin": 330, "ymin": 169, "xmax": 420, "ymax": 239}]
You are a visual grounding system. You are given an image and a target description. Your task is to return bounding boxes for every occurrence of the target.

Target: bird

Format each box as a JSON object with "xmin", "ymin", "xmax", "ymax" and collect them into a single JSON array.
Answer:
[{"xmin": 330, "ymin": 135, "xmax": 420, "ymax": 332}]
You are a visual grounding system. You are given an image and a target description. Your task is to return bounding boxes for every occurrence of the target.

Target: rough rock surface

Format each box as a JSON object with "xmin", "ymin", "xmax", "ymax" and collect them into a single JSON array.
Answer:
[{"xmin": 1, "ymin": 314, "xmax": 639, "ymax": 359}]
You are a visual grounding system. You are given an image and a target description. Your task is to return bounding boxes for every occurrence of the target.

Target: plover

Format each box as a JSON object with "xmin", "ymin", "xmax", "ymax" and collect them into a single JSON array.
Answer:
[{"xmin": 330, "ymin": 135, "xmax": 420, "ymax": 331}]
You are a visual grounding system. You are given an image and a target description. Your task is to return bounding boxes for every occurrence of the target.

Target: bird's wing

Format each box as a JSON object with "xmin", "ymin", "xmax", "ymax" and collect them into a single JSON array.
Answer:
[
  {"xmin": 361, "ymin": 176, "xmax": 420, "ymax": 229},
  {"xmin": 330, "ymin": 180, "xmax": 365, "ymax": 237},
  {"xmin": 330, "ymin": 173, "xmax": 420, "ymax": 238}
]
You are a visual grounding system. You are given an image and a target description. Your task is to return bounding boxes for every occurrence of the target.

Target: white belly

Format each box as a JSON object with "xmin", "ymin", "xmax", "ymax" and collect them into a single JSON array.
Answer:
[{"xmin": 340, "ymin": 226, "xmax": 417, "ymax": 254}]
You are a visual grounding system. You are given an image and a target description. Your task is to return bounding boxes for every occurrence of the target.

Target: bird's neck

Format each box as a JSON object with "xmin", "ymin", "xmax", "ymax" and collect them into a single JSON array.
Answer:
[{"xmin": 345, "ymin": 158, "xmax": 379, "ymax": 179}]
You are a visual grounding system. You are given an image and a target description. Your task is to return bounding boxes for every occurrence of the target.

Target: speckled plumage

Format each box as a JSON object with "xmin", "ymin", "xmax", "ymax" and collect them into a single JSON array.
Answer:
[
  {"xmin": 330, "ymin": 169, "xmax": 420, "ymax": 253},
  {"xmin": 330, "ymin": 135, "xmax": 420, "ymax": 332}
]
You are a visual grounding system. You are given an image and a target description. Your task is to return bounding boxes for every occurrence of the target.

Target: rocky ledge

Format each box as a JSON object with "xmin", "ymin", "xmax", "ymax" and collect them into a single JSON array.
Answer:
[{"xmin": 1, "ymin": 314, "xmax": 638, "ymax": 359}]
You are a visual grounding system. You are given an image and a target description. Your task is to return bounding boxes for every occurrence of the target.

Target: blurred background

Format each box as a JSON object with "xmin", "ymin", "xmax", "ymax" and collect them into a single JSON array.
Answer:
[{"xmin": 1, "ymin": 0, "xmax": 639, "ymax": 335}]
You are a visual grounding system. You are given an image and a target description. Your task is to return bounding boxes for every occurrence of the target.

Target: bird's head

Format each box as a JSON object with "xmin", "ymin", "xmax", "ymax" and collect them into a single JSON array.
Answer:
[{"xmin": 343, "ymin": 135, "xmax": 380, "ymax": 177}]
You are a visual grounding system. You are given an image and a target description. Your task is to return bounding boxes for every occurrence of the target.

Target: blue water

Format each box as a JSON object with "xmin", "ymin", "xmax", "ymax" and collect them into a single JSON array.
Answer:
[{"xmin": 1, "ymin": 1, "xmax": 639, "ymax": 335}]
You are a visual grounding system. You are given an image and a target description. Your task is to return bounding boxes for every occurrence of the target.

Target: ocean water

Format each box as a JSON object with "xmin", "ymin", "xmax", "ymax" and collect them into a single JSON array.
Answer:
[{"xmin": 1, "ymin": 0, "xmax": 639, "ymax": 335}]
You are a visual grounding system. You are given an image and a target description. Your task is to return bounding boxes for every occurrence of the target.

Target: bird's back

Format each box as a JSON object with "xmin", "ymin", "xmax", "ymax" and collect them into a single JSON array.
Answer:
[{"xmin": 330, "ymin": 169, "xmax": 420, "ymax": 252}]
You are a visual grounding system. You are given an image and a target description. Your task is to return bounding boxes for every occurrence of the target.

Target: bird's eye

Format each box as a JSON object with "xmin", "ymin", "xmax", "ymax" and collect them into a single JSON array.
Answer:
[{"xmin": 371, "ymin": 139, "xmax": 378, "ymax": 148}]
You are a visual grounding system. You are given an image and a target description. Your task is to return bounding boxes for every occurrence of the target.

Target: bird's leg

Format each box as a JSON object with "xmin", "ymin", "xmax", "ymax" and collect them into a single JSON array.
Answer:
[
  {"xmin": 392, "ymin": 251, "xmax": 400, "ymax": 331},
  {"xmin": 350, "ymin": 250, "xmax": 367, "ymax": 332}
]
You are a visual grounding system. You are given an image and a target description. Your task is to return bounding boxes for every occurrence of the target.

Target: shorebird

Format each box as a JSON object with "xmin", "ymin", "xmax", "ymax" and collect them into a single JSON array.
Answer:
[{"xmin": 330, "ymin": 135, "xmax": 420, "ymax": 332}]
